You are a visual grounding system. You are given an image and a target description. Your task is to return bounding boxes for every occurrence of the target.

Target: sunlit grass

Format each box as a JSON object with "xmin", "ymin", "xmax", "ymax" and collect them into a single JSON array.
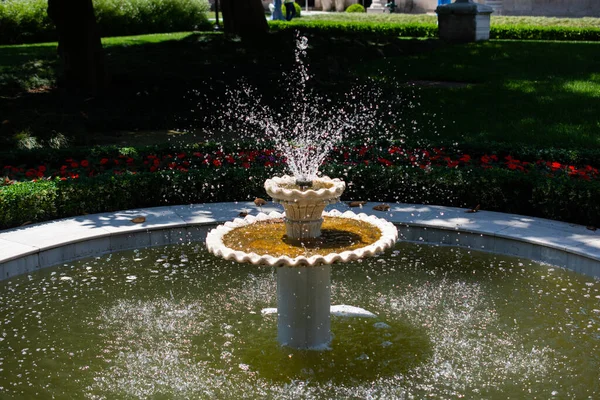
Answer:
[{"xmin": 301, "ymin": 12, "xmax": 600, "ymax": 29}]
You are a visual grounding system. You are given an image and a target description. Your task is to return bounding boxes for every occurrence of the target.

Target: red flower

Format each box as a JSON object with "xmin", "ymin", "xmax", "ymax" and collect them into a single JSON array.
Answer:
[
  {"xmin": 459, "ymin": 154, "xmax": 471, "ymax": 163},
  {"xmin": 213, "ymin": 159, "xmax": 222, "ymax": 167},
  {"xmin": 550, "ymin": 161, "xmax": 562, "ymax": 171},
  {"xmin": 38, "ymin": 165, "xmax": 47, "ymax": 172},
  {"xmin": 100, "ymin": 158, "xmax": 109, "ymax": 165},
  {"xmin": 71, "ymin": 161, "xmax": 79, "ymax": 168},
  {"xmin": 388, "ymin": 146, "xmax": 403, "ymax": 155},
  {"xmin": 242, "ymin": 162, "xmax": 251, "ymax": 169},
  {"xmin": 177, "ymin": 153, "xmax": 186, "ymax": 159},
  {"xmin": 377, "ymin": 157, "xmax": 393, "ymax": 167},
  {"xmin": 80, "ymin": 160, "xmax": 89, "ymax": 168}
]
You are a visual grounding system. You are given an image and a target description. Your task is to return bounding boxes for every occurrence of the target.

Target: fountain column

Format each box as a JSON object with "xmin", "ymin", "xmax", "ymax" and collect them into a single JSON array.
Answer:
[
  {"xmin": 277, "ymin": 265, "xmax": 331, "ymax": 349},
  {"xmin": 264, "ymin": 176, "xmax": 345, "ymax": 349}
]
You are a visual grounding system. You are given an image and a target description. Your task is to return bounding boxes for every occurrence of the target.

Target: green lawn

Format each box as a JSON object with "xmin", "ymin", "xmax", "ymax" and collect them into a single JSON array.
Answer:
[
  {"xmin": 360, "ymin": 39, "xmax": 600, "ymax": 148},
  {"xmin": 301, "ymin": 12, "xmax": 600, "ymax": 29},
  {"xmin": 1, "ymin": 22, "xmax": 600, "ymax": 151}
]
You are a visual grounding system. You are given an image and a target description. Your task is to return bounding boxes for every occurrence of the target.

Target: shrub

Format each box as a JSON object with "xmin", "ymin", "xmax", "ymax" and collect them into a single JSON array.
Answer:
[
  {"xmin": 3, "ymin": 142, "xmax": 600, "ymax": 229},
  {"xmin": 0, "ymin": 0, "xmax": 211, "ymax": 45},
  {"xmin": 346, "ymin": 4, "xmax": 365, "ymax": 13},
  {"xmin": 0, "ymin": 0, "xmax": 54, "ymax": 44},
  {"xmin": 269, "ymin": 19, "xmax": 600, "ymax": 41},
  {"xmin": 94, "ymin": 0, "xmax": 211, "ymax": 38},
  {"xmin": 270, "ymin": 20, "xmax": 439, "ymax": 38},
  {"xmin": 279, "ymin": 2, "xmax": 302, "ymax": 18}
]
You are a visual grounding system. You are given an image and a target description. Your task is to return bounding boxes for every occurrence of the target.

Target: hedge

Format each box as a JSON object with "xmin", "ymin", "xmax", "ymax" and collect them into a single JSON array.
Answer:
[
  {"xmin": 2, "ymin": 141, "xmax": 600, "ymax": 229},
  {"xmin": 270, "ymin": 20, "xmax": 600, "ymax": 41},
  {"xmin": 0, "ymin": 0, "xmax": 211, "ymax": 45}
]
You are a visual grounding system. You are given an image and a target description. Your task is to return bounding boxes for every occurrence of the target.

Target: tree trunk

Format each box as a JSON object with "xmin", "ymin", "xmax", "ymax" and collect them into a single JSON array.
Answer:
[
  {"xmin": 221, "ymin": 0, "xmax": 269, "ymax": 37},
  {"xmin": 48, "ymin": 0, "xmax": 105, "ymax": 95}
]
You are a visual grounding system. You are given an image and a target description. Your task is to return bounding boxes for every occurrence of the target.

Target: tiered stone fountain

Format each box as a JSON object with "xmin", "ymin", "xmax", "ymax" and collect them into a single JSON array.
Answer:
[
  {"xmin": 206, "ymin": 175, "xmax": 398, "ymax": 349},
  {"xmin": 204, "ymin": 34, "xmax": 399, "ymax": 349}
]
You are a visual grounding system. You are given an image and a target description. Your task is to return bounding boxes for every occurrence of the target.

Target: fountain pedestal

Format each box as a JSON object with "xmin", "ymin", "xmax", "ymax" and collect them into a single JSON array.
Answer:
[
  {"xmin": 277, "ymin": 265, "xmax": 331, "ymax": 349},
  {"xmin": 277, "ymin": 199, "xmax": 329, "ymax": 239}
]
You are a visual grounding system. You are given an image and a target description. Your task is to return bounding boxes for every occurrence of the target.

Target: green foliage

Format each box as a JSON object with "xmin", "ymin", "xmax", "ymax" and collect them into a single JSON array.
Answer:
[
  {"xmin": 270, "ymin": 18, "xmax": 600, "ymax": 41},
  {"xmin": 0, "ymin": 0, "xmax": 211, "ymax": 45},
  {"xmin": 282, "ymin": 2, "xmax": 302, "ymax": 18},
  {"xmin": 278, "ymin": 2, "xmax": 301, "ymax": 18},
  {"xmin": 491, "ymin": 25, "xmax": 600, "ymax": 41},
  {"xmin": 2, "ymin": 158, "xmax": 600, "ymax": 229},
  {"xmin": 94, "ymin": 0, "xmax": 211, "ymax": 38},
  {"xmin": 270, "ymin": 19, "xmax": 438, "ymax": 38},
  {"xmin": 0, "ymin": 0, "xmax": 53, "ymax": 44},
  {"xmin": 345, "ymin": 4, "xmax": 365, "ymax": 13}
]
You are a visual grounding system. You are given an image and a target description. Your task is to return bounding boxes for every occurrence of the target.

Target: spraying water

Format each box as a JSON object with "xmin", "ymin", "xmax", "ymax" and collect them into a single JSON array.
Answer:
[{"xmin": 195, "ymin": 32, "xmax": 393, "ymax": 182}]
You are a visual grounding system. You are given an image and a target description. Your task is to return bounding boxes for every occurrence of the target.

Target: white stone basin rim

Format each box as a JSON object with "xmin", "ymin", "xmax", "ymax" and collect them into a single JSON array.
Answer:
[
  {"xmin": 264, "ymin": 175, "xmax": 346, "ymax": 203},
  {"xmin": 205, "ymin": 209, "xmax": 399, "ymax": 267}
]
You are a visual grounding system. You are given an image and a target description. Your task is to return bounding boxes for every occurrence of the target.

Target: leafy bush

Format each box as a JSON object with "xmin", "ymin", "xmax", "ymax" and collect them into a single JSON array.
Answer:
[
  {"xmin": 3, "ymin": 163, "xmax": 600, "ymax": 230},
  {"xmin": 270, "ymin": 19, "xmax": 438, "ymax": 38},
  {"xmin": 94, "ymin": 0, "xmax": 211, "ymax": 38},
  {"xmin": 270, "ymin": 19, "xmax": 600, "ymax": 41},
  {"xmin": 346, "ymin": 4, "xmax": 365, "ymax": 13},
  {"xmin": 0, "ymin": 0, "xmax": 54, "ymax": 44},
  {"xmin": 278, "ymin": 2, "xmax": 301, "ymax": 18},
  {"xmin": 491, "ymin": 25, "xmax": 600, "ymax": 41},
  {"xmin": 0, "ymin": 0, "xmax": 211, "ymax": 45},
  {"xmin": 3, "ymin": 141, "xmax": 600, "ymax": 229}
]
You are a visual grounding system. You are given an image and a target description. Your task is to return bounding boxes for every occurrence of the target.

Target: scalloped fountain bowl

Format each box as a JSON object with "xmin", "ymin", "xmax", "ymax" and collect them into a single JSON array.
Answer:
[
  {"xmin": 206, "ymin": 176, "xmax": 398, "ymax": 349},
  {"xmin": 205, "ymin": 210, "xmax": 398, "ymax": 268},
  {"xmin": 264, "ymin": 175, "xmax": 347, "ymax": 241}
]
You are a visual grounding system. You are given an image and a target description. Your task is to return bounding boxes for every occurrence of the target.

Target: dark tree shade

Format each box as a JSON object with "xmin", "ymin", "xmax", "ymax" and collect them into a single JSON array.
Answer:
[
  {"xmin": 48, "ymin": 0, "xmax": 105, "ymax": 94},
  {"xmin": 221, "ymin": 0, "xmax": 269, "ymax": 37}
]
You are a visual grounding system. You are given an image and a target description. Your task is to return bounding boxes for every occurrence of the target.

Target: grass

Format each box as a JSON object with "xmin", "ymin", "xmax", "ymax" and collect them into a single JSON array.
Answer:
[
  {"xmin": 361, "ymin": 39, "xmax": 600, "ymax": 148},
  {"xmin": 1, "ymin": 15, "xmax": 600, "ymax": 152},
  {"xmin": 301, "ymin": 12, "xmax": 600, "ymax": 28}
]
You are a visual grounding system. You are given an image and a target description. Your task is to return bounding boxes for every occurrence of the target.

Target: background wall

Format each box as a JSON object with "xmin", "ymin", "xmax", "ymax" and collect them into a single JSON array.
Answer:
[{"xmin": 502, "ymin": 0, "xmax": 600, "ymax": 17}]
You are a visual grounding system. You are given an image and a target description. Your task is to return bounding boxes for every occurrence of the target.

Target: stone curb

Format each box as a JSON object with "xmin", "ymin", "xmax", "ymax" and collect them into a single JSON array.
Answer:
[{"xmin": 1, "ymin": 202, "xmax": 599, "ymax": 280}]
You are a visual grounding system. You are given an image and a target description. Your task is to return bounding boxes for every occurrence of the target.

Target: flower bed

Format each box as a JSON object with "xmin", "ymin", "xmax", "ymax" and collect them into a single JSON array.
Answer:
[
  {"xmin": 2, "ymin": 145, "xmax": 599, "ymax": 186},
  {"xmin": 2, "ymin": 144, "xmax": 600, "ymax": 230}
]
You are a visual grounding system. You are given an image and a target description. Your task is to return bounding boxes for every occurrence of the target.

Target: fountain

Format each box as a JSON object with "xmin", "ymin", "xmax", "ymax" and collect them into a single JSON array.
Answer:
[
  {"xmin": 206, "ymin": 173, "xmax": 398, "ymax": 349},
  {"xmin": 0, "ymin": 33, "xmax": 599, "ymax": 399},
  {"xmin": 203, "ymin": 34, "xmax": 400, "ymax": 349}
]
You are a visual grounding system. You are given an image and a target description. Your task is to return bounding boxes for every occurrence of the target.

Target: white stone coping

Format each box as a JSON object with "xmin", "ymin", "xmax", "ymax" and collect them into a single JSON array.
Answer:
[{"xmin": 1, "ymin": 202, "xmax": 600, "ymax": 280}]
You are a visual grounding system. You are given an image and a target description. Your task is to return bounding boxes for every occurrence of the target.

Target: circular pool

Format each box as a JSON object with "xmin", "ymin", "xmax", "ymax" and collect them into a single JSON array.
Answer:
[{"xmin": 1, "ymin": 241, "xmax": 598, "ymax": 399}]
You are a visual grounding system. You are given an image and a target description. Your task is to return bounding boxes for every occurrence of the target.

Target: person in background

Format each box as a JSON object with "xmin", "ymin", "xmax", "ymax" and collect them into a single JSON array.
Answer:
[{"xmin": 284, "ymin": 0, "xmax": 296, "ymax": 21}]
